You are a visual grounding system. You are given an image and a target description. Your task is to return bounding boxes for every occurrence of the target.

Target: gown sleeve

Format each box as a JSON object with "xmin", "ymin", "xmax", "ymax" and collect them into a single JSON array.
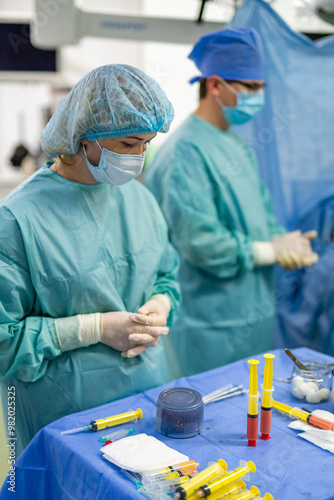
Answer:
[
  {"xmin": 0, "ymin": 206, "xmax": 62, "ymax": 383},
  {"xmin": 259, "ymin": 180, "xmax": 286, "ymax": 238}
]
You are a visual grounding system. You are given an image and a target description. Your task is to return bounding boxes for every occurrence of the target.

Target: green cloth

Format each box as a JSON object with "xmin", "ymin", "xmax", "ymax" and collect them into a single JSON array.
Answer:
[
  {"xmin": 0, "ymin": 163, "xmax": 180, "ymax": 455},
  {"xmin": 145, "ymin": 114, "xmax": 285, "ymax": 377}
]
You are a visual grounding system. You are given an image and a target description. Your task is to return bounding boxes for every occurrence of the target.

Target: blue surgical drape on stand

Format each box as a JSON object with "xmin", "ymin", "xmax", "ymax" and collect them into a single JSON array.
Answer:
[{"xmin": 229, "ymin": 0, "xmax": 334, "ymax": 350}]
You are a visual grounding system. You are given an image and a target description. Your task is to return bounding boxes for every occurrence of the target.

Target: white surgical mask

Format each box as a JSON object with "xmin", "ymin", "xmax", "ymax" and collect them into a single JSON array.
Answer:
[{"xmin": 83, "ymin": 141, "xmax": 145, "ymax": 185}]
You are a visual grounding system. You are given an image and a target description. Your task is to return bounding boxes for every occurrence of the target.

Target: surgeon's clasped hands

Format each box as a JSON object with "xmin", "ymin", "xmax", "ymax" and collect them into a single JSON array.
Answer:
[
  {"xmin": 271, "ymin": 230, "xmax": 319, "ymax": 270},
  {"xmin": 100, "ymin": 295, "xmax": 171, "ymax": 358}
]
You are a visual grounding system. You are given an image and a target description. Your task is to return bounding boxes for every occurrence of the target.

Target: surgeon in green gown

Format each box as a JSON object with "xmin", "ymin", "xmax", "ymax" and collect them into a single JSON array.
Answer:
[
  {"xmin": 0, "ymin": 64, "xmax": 180, "ymax": 455},
  {"xmin": 145, "ymin": 28, "xmax": 318, "ymax": 378}
]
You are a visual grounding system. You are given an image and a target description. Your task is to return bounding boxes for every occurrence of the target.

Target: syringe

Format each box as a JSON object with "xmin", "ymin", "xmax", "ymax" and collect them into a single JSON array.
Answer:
[
  {"xmin": 61, "ymin": 408, "xmax": 142, "ymax": 435},
  {"xmin": 247, "ymin": 360, "xmax": 260, "ymax": 446},
  {"xmin": 99, "ymin": 426, "xmax": 135, "ymax": 443},
  {"xmin": 196, "ymin": 461, "xmax": 256, "ymax": 497},
  {"xmin": 196, "ymin": 479, "xmax": 246, "ymax": 498},
  {"xmin": 272, "ymin": 400, "xmax": 334, "ymax": 431},
  {"xmin": 260, "ymin": 354, "xmax": 275, "ymax": 441},
  {"xmin": 174, "ymin": 460, "xmax": 227, "ymax": 499}
]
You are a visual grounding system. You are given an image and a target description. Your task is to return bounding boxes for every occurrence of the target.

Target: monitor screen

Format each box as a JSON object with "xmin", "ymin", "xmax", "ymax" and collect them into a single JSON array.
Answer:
[{"xmin": 0, "ymin": 23, "xmax": 56, "ymax": 72}]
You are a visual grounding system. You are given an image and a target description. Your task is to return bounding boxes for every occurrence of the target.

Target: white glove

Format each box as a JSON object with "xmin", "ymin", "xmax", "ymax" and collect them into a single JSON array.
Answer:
[
  {"xmin": 101, "ymin": 309, "xmax": 169, "ymax": 358},
  {"xmin": 55, "ymin": 294, "xmax": 171, "ymax": 357},
  {"xmin": 272, "ymin": 230, "xmax": 318, "ymax": 270}
]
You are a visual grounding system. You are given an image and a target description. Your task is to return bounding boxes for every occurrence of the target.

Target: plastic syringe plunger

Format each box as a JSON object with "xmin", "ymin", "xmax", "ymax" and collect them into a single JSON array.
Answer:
[
  {"xmin": 247, "ymin": 359, "xmax": 260, "ymax": 447},
  {"xmin": 260, "ymin": 353, "xmax": 275, "ymax": 441},
  {"xmin": 174, "ymin": 460, "xmax": 227, "ymax": 499},
  {"xmin": 262, "ymin": 354, "xmax": 275, "ymax": 394}
]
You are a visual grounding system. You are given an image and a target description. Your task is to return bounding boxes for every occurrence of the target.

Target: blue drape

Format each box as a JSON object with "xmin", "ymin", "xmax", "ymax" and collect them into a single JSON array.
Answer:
[
  {"xmin": 229, "ymin": 0, "xmax": 334, "ymax": 228},
  {"xmin": 228, "ymin": 0, "xmax": 334, "ymax": 352}
]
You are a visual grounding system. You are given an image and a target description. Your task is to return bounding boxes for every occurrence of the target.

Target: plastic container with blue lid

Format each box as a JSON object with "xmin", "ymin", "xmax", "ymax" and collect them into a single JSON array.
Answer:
[{"xmin": 156, "ymin": 388, "xmax": 204, "ymax": 438}]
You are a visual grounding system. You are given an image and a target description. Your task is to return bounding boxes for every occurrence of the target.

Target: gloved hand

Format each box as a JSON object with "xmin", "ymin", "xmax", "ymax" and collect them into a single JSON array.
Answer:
[
  {"xmin": 100, "ymin": 295, "xmax": 170, "ymax": 358},
  {"xmin": 271, "ymin": 230, "xmax": 318, "ymax": 270},
  {"xmin": 136, "ymin": 294, "xmax": 171, "ymax": 325}
]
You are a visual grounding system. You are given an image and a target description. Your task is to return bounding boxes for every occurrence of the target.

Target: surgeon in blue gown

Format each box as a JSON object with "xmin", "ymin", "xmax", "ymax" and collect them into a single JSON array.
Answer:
[
  {"xmin": 0, "ymin": 65, "xmax": 180, "ymax": 455},
  {"xmin": 145, "ymin": 28, "xmax": 318, "ymax": 378}
]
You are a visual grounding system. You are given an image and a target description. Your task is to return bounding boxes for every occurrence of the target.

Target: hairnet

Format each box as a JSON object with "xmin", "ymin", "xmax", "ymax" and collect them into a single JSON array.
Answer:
[
  {"xmin": 41, "ymin": 64, "xmax": 174, "ymax": 156},
  {"xmin": 188, "ymin": 28, "xmax": 265, "ymax": 83}
]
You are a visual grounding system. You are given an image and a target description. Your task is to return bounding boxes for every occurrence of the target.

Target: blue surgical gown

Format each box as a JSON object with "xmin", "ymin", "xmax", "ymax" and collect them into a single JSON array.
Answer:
[
  {"xmin": 145, "ymin": 115, "xmax": 284, "ymax": 377},
  {"xmin": 0, "ymin": 163, "xmax": 180, "ymax": 455}
]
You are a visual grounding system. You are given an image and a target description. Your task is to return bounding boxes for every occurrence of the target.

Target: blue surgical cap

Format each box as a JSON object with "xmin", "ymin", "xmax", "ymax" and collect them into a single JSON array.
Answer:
[
  {"xmin": 41, "ymin": 64, "xmax": 174, "ymax": 156},
  {"xmin": 188, "ymin": 28, "xmax": 265, "ymax": 83}
]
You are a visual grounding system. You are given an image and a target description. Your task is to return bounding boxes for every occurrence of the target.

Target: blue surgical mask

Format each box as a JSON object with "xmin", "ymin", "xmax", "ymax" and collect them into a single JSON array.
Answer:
[
  {"xmin": 83, "ymin": 141, "xmax": 145, "ymax": 185},
  {"xmin": 218, "ymin": 80, "xmax": 265, "ymax": 125}
]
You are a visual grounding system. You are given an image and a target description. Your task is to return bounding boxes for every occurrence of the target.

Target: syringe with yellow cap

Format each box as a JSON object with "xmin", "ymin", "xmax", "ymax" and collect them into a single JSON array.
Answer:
[
  {"xmin": 195, "ymin": 461, "xmax": 256, "ymax": 497},
  {"xmin": 61, "ymin": 408, "xmax": 143, "ymax": 435},
  {"xmin": 196, "ymin": 479, "xmax": 246, "ymax": 499},
  {"xmin": 174, "ymin": 460, "xmax": 227, "ymax": 499},
  {"xmin": 260, "ymin": 354, "xmax": 275, "ymax": 441},
  {"xmin": 247, "ymin": 360, "xmax": 260, "ymax": 446}
]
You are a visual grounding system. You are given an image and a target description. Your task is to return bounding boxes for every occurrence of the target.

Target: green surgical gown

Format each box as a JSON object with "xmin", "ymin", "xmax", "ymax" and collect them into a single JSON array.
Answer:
[
  {"xmin": 145, "ymin": 115, "xmax": 285, "ymax": 377},
  {"xmin": 0, "ymin": 163, "xmax": 180, "ymax": 455}
]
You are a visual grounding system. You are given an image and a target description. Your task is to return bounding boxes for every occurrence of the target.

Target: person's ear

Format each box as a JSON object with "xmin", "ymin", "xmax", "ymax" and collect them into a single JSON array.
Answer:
[{"xmin": 206, "ymin": 75, "xmax": 222, "ymax": 97}]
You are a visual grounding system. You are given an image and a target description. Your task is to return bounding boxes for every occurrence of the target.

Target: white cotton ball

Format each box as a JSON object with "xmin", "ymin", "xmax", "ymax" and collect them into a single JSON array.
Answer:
[
  {"xmin": 292, "ymin": 376, "xmax": 307, "ymax": 399},
  {"xmin": 306, "ymin": 390, "xmax": 323, "ymax": 404},
  {"xmin": 303, "ymin": 381, "xmax": 319, "ymax": 395},
  {"xmin": 292, "ymin": 385, "xmax": 305, "ymax": 399},
  {"xmin": 298, "ymin": 381, "xmax": 310, "ymax": 395},
  {"xmin": 292, "ymin": 376, "xmax": 305, "ymax": 398},
  {"xmin": 291, "ymin": 376, "xmax": 321, "ymax": 400},
  {"xmin": 317, "ymin": 388, "xmax": 331, "ymax": 402},
  {"xmin": 292, "ymin": 375, "xmax": 304, "ymax": 386}
]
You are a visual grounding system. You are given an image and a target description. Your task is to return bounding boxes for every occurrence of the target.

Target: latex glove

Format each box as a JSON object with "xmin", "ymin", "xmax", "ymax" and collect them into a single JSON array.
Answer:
[
  {"xmin": 271, "ymin": 230, "xmax": 318, "ymax": 270},
  {"xmin": 100, "ymin": 311, "xmax": 169, "ymax": 358},
  {"xmin": 118, "ymin": 295, "xmax": 171, "ymax": 358},
  {"xmin": 136, "ymin": 294, "xmax": 171, "ymax": 326},
  {"xmin": 278, "ymin": 250, "xmax": 319, "ymax": 270}
]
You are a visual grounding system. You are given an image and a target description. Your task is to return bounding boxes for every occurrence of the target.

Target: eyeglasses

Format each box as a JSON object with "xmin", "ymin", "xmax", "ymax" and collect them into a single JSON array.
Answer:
[{"xmin": 224, "ymin": 80, "xmax": 267, "ymax": 94}]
